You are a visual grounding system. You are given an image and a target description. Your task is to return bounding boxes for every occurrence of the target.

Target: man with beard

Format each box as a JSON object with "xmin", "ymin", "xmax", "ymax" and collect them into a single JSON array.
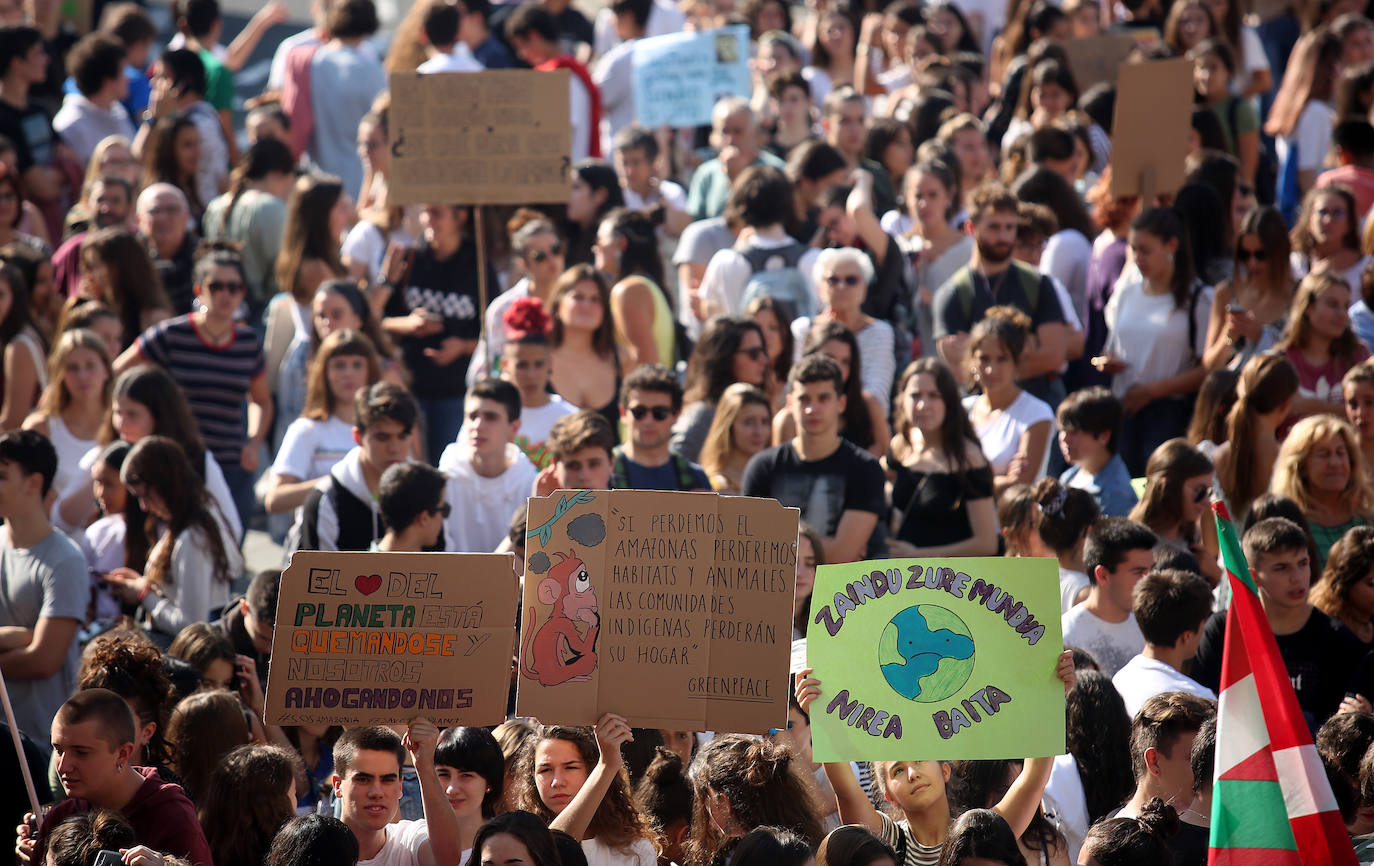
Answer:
[
  {"xmin": 51, "ymin": 175, "xmax": 134, "ymax": 298},
  {"xmin": 933, "ymin": 181, "xmax": 1068, "ymax": 403}
]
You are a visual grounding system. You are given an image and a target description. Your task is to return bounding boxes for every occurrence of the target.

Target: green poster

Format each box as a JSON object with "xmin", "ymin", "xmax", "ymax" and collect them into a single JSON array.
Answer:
[{"xmin": 807, "ymin": 557, "xmax": 1066, "ymax": 762}]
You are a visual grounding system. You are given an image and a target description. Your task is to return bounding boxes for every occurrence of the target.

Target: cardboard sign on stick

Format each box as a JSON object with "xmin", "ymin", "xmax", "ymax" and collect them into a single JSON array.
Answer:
[
  {"xmin": 388, "ymin": 70, "xmax": 572, "ymax": 206},
  {"xmin": 1063, "ymin": 33, "xmax": 1138, "ymax": 90},
  {"xmin": 632, "ymin": 25, "xmax": 752, "ymax": 129},
  {"xmin": 1109, "ymin": 57, "xmax": 1194, "ymax": 199},
  {"xmin": 516, "ymin": 490, "xmax": 798, "ymax": 732},
  {"xmin": 264, "ymin": 551, "xmax": 518, "ymax": 726},
  {"xmin": 807, "ymin": 557, "xmax": 1065, "ymax": 761}
]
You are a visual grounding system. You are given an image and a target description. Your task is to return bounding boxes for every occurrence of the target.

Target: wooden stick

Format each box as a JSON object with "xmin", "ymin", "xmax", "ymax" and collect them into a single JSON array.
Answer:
[
  {"xmin": 474, "ymin": 205, "xmax": 489, "ymax": 357},
  {"xmin": 0, "ymin": 667, "xmax": 42, "ymax": 818}
]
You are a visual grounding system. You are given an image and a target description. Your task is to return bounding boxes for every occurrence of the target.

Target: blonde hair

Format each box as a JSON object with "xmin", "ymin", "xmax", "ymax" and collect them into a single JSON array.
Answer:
[
  {"xmin": 82, "ymin": 136, "xmax": 134, "ymax": 196},
  {"xmin": 1278, "ymin": 271, "xmax": 1364, "ymax": 368},
  {"xmin": 1272, "ymin": 415, "xmax": 1374, "ymax": 518},
  {"xmin": 34, "ymin": 328, "xmax": 111, "ymax": 417},
  {"xmin": 302, "ymin": 329, "xmax": 382, "ymax": 421},
  {"xmin": 698, "ymin": 383, "xmax": 771, "ymax": 490}
]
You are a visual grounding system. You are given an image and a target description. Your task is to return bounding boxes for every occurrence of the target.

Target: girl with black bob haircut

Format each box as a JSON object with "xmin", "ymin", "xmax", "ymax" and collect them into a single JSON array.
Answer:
[
  {"xmin": 264, "ymin": 815, "xmax": 359, "ymax": 866},
  {"xmin": 471, "ymin": 810, "xmax": 564, "ymax": 866},
  {"xmin": 434, "ymin": 725, "xmax": 506, "ymax": 854}
]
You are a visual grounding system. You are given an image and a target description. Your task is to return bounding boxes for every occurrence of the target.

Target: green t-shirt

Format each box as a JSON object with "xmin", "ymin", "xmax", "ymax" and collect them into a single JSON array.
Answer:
[
  {"xmin": 1210, "ymin": 94, "xmax": 1259, "ymax": 157},
  {"xmin": 197, "ymin": 48, "xmax": 234, "ymax": 112}
]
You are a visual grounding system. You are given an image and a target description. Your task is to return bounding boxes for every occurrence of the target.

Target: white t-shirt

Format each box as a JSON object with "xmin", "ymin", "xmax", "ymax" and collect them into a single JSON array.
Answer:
[
  {"xmin": 416, "ymin": 45, "xmax": 484, "ymax": 73},
  {"xmin": 1061, "ymin": 606, "xmax": 1145, "ymax": 677},
  {"xmin": 1103, "ymin": 277, "xmax": 1212, "ymax": 400},
  {"xmin": 1277, "ymin": 100, "xmax": 1336, "ymax": 174},
  {"xmin": 439, "ymin": 442, "xmax": 539, "ymax": 553},
  {"xmin": 1042, "ymin": 229, "xmax": 1092, "ymax": 320},
  {"xmin": 622, "ymin": 180, "xmax": 687, "ymax": 214},
  {"xmin": 1112, "ymin": 654, "xmax": 1216, "ymax": 718},
  {"xmin": 962, "ymin": 390, "xmax": 1054, "ymax": 478},
  {"xmin": 513, "ymin": 395, "xmax": 578, "ymax": 468},
  {"xmin": 1059, "ymin": 567, "xmax": 1089, "ymax": 614},
  {"xmin": 594, "ymin": 39, "xmax": 636, "ymax": 157},
  {"xmin": 360, "ymin": 819, "xmax": 429, "ymax": 866},
  {"xmin": 273, "ymin": 416, "xmax": 357, "ymax": 482},
  {"xmin": 1042, "ymin": 753, "xmax": 1090, "ymax": 865},
  {"xmin": 581, "ymin": 837, "xmax": 656, "ymax": 866}
]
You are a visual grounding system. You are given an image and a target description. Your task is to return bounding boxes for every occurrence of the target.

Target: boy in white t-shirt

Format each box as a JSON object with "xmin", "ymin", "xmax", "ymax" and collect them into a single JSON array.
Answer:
[
  {"xmin": 334, "ymin": 722, "xmax": 462, "ymax": 866},
  {"xmin": 1113, "ymin": 568, "xmax": 1217, "ymax": 717},
  {"xmin": 1062, "ymin": 518, "xmax": 1156, "ymax": 676},
  {"xmin": 440, "ymin": 379, "xmax": 538, "ymax": 552},
  {"xmin": 498, "ymin": 300, "xmax": 576, "ymax": 470}
]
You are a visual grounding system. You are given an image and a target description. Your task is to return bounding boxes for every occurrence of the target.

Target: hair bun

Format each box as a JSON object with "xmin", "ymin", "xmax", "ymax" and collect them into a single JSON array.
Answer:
[
  {"xmin": 741, "ymin": 740, "xmax": 789, "ymax": 786},
  {"xmin": 644, "ymin": 746, "xmax": 685, "ymax": 784},
  {"xmin": 1136, "ymin": 797, "xmax": 1180, "ymax": 839}
]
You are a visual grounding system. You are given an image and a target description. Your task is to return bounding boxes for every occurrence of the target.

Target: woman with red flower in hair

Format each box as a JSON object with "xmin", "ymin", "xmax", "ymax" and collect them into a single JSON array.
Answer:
[{"xmin": 500, "ymin": 296, "xmax": 576, "ymax": 468}]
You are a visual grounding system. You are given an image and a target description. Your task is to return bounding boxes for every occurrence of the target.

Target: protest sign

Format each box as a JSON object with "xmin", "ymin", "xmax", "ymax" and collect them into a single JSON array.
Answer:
[
  {"xmin": 807, "ymin": 557, "xmax": 1065, "ymax": 762},
  {"xmin": 388, "ymin": 70, "xmax": 572, "ymax": 206},
  {"xmin": 1063, "ymin": 33, "xmax": 1138, "ymax": 90},
  {"xmin": 516, "ymin": 489, "xmax": 798, "ymax": 732},
  {"xmin": 1109, "ymin": 57, "xmax": 1194, "ymax": 199},
  {"xmin": 264, "ymin": 550, "xmax": 518, "ymax": 726},
  {"xmin": 632, "ymin": 25, "xmax": 751, "ymax": 130}
]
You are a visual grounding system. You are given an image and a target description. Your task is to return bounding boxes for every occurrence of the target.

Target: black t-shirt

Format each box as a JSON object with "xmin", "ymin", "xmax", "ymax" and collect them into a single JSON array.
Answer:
[
  {"xmin": 1192, "ymin": 607, "xmax": 1364, "ymax": 731},
  {"xmin": 890, "ymin": 459, "xmax": 994, "ymax": 548},
  {"xmin": 1168, "ymin": 820, "xmax": 1209, "ymax": 866},
  {"xmin": 0, "ymin": 100, "xmax": 54, "ymax": 172},
  {"xmin": 740, "ymin": 440, "xmax": 887, "ymax": 558},
  {"xmin": 384, "ymin": 238, "xmax": 496, "ymax": 400}
]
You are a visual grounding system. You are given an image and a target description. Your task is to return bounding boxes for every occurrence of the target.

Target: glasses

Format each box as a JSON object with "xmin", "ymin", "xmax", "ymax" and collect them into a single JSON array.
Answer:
[
  {"xmin": 1237, "ymin": 248, "xmax": 1267, "ymax": 262},
  {"xmin": 767, "ymin": 721, "xmax": 796, "ymax": 735},
  {"xmin": 736, "ymin": 346, "xmax": 768, "ymax": 361},
  {"xmin": 207, "ymin": 280, "xmax": 246, "ymax": 294},
  {"xmin": 528, "ymin": 242, "xmax": 564, "ymax": 263},
  {"xmin": 431, "ymin": 502, "xmax": 453, "ymax": 518},
  {"xmin": 824, "ymin": 274, "xmax": 863, "ymax": 287},
  {"xmin": 628, "ymin": 405, "xmax": 673, "ymax": 421}
]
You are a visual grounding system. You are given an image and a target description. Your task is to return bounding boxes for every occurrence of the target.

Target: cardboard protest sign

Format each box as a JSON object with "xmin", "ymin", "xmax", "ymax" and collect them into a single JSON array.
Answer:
[
  {"xmin": 1109, "ymin": 57, "xmax": 1194, "ymax": 199},
  {"xmin": 516, "ymin": 490, "xmax": 798, "ymax": 732},
  {"xmin": 388, "ymin": 70, "xmax": 572, "ymax": 206},
  {"xmin": 264, "ymin": 551, "xmax": 518, "ymax": 726},
  {"xmin": 632, "ymin": 25, "xmax": 751, "ymax": 129},
  {"xmin": 1063, "ymin": 33, "xmax": 1138, "ymax": 90},
  {"xmin": 807, "ymin": 557, "xmax": 1065, "ymax": 761}
]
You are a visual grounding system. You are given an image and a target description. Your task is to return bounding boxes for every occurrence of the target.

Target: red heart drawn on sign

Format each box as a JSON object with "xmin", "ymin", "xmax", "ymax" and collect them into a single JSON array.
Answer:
[{"xmin": 355, "ymin": 574, "xmax": 382, "ymax": 595}]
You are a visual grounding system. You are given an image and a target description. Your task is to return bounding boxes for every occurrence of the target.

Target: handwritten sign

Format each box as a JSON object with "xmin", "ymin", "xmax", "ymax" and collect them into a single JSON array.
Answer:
[
  {"xmin": 632, "ymin": 25, "xmax": 751, "ymax": 129},
  {"xmin": 1063, "ymin": 33, "xmax": 1138, "ymax": 90},
  {"xmin": 264, "ymin": 551, "xmax": 518, "ymax": 726},
  {"xmin": 516, "ymin": 490, "xmax": 798, "ymax": 732},
  {"xmin": 808, "ymin": 557, "xmax": 1065, "ymax": 761},
  {"xmin": 1109, "ymin": 57, "xmax": 1193, "ymax": 199},
  {"xmin": 388, "ymin": 70, "xmax": 572, "ymax": 206}
]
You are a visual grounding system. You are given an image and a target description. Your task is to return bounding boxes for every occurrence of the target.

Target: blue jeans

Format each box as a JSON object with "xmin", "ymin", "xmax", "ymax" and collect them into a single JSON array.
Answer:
[
  {"xmin": 218, "ymin": 456, "xmax": 256, "ymax": 540},
  {"xmin": 1120, "ymin": 398, "xmax": 1193, "ymax": 478},
  {"xmin": 419, "ymin": 396, "xmax": 465, "ymax": 465}
]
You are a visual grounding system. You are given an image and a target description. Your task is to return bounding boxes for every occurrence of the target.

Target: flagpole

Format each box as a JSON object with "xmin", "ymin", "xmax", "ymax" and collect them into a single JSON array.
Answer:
[{"xmin": 0, "ymin": 666, "xmax": 42, "ymax": 818}]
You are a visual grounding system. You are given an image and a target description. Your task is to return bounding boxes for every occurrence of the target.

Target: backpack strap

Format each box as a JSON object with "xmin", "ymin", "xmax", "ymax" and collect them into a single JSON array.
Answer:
[
  {"xmin": 609, "ymin": 447, "xmax": 630, "ymax": 489},
  {"xmin": 953, "ymin": 266, "xmax": 976, "ymax": 324},
  {"xmin": 671, "ymin": 452, "xmax": 699, "ymax": 490}
]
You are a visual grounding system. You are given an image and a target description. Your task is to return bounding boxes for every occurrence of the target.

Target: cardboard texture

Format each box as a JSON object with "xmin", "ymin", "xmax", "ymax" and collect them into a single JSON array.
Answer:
[
  {"xmin": 1109, "ymin": 57, "xmax": 1194, "ymax": 199},
  {"xmin": 264, "ymin": 551, "xmax": 518, "ymax": 726},
  {"xmin": 807, "ymin": 557, "xmax": 1065, "ymax": 762},
  {"xmin": 517, "ymin": 490, "xmax": 798, "ymax": 732},
  {"xmin": 1063, "ymin": 34, "xmax": 1138, "ymax": 90},
  {"xmin": 388, "ymin": 70, "xmax": 572, "ymax": 206},
  {"xmin": 632, "ymin": 25, "xmax": 752, "ymax": 129}
]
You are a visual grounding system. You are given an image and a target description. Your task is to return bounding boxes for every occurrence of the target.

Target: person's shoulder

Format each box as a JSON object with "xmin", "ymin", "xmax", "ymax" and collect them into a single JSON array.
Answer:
[
  {"xmin": 33, "ymin": 528, "xmax": 85, "ymax": 572},
  {"xmin": 1011, "ymin": 389, "xmax": 1054, "ymax": 422}
]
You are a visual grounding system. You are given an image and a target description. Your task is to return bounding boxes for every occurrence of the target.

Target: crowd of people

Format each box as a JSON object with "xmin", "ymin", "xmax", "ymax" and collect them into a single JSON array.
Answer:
[{"xmin": 3, "ymin": 0, "xmax": 1374, "ymax": 862}]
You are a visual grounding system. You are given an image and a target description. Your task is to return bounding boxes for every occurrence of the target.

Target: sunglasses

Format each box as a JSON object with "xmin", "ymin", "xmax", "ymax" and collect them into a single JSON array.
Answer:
[
  {"xmin": 736, "ymin": 346, "xmax": 768, "ymax": 361},
  {"xmin": 824, "ymin": 274, "xmax": 863, "ymax": 287},
  {"xmin": 628, "ymin": 405, "xmax": 673, "ymax": 421},
  {"xmin": 431, "ymin": 502, "xmax": 453, "ymax": 518},
  {"xmin": 207, "ymin": 280, "xmax": 246, "ymax": 294},
  {"xmin": 1191, "ymin": 484, "xmax": 1212, "ymax": 504},
  {"xmin": 1237, "ymin": 248, "xmax": 1267, "ymax": 262},
  {"xmin": 528, "ymin": 242, "xmax": 564, "ymax": 263}
]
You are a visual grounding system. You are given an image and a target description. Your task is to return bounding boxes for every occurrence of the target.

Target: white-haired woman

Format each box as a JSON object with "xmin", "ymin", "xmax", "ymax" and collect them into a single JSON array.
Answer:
[{"xmin": 790, "ymin": 246, "xmax": 896, "ymax": 414}]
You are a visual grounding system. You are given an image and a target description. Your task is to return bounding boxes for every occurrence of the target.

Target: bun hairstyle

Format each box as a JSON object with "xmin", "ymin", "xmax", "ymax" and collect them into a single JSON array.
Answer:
[
  {"xmin": 1082, "ymin": 798, "xmax": 1179, "ymax": 866},
  {"xmin": 967, "ymin": 304, "xmax": 1032, "ymax": 370},
  {"xmin": 684, "ymin": 734, "xmax": 824, "ymax": 866},
  {"xmin": 48, "ymin": 810, "xmax": 137, "ymax": 866},
  {"xmin": 635, "ymin": 747, "xmax": 694, "ymax": 831},
  {"xmin": 1032, "ymin": 478, "xmax": 1100, "ymax": 555},
  {"xmin": 505, "ymin": 297, "xmax": 553, "ymax": 345}
]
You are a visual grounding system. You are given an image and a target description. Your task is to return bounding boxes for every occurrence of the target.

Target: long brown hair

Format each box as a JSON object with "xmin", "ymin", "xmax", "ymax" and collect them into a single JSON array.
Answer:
[
  {"xmin": 548, "ymin": 265, "xmax": 616, "ymax": 357},
  {"xmin": 1186, "ymin": 367, "xmax": 1238, "ymax": 447},
  {"xmin": 1278, "ymin": 271, "xmax": 1364, "ymax": 368},
  {"xmin": 277, "ymin": 174, "xmax": 346, "ymax": 303},
  {"xmin": 1218, "ymin": 353, "xmax": 1300, "ymax": 521},
  {"xmin": 515, "ymin": 725, "xmax": 658, "ymax": 853},
  {"xmin": 120, "ymin": 435, "xmax": 233, "ymax": 589},
  {"xmin": 303, "ymin": 329, "xmax": 382, "ymax": 421},
  {"xmin": 1293, "ymin": 185, "xmax": 1361, "ymax": 258},
  {"xmin": 34, "ymin": 328, "xmax": 111, "ymax": 417},
  {"xmin": 699, "ymin": 383, "xmax": 771, "ymax": 486},
  {"xmin": 1232, "ymin": 206, "xmax": 1293, "ymax": 306},
  {"xmin": 1129, "ymin": 438, "xmax": 1214, "ymax": 536},
  {"xmin": 199, "ymin": 745, "xmax": 301, "ymax": 866},
  {"xmin": 1265, "ymin": 26, "xmax": 1342, "ymax": 137},
  {"xmin": 683, "ymin": 734, "xmax": 823, "ymax": 866},
  {"xmin": 81, "ymin": 227, "xmax": 170, "ymax": 344},
  {"xmin": 1311, "ymin": 526, "xmax": 1374, "ymax": 623},
  {"xmin": 893, "ymin": 357, "xmax": 983, "ymax": 480},
  {"xmin": 167, "ymin": 690, "xmax": 250, "ymax": 803}
]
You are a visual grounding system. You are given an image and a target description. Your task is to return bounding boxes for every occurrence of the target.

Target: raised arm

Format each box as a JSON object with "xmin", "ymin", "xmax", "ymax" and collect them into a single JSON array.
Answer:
[
  {"xmin": 549, "ymin": 713, "xmax": 633, "ymax": 840},
  {"xmin": 408, "ymin": 718, "xmax": 463, "ymax": 866},
  {"xmin": 795, "ymin": 669, "xmax": 885, "ymax": 833}
]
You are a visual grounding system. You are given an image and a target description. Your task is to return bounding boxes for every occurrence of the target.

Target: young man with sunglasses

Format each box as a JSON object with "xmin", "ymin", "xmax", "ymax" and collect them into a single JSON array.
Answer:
[
  {"xmin": 610, "ymin": 364, "xmax": 710, "ymax": 491},
  {"xmin": 439, "ymin": 377, "xmax": 537, "ymax": 552},
  {"xmin": 375, "ymin": 463, "xmax": 450, "ymax": 552},
  {"xmin": 114, "ymin": 245, "xmax": 270, "ymax": 535}
]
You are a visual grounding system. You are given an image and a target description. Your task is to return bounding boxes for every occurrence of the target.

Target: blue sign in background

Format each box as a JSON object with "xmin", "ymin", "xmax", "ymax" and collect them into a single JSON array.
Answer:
[{"xmin": 632, "ymin": 25, "xmax": 752, "ymax": 129}]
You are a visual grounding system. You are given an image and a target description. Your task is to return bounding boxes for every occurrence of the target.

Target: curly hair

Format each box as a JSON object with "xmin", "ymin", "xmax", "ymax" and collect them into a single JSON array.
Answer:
[
  {"xmin": 47, "ymin": 810, "xmax": 136, "ymax": 866},
  {"xmin": 515, "ymin": 725, "xmax": 658, "ymax": 855},
  {"xmin": 1310, "ymin": 525, "xmax": 1374, "ymax": 624},
  {"xmin": 1272, "ymin": 414, "xmax": 1374, "ymax": 519},
  {"xmin": 199, "ymin": 745, "xmax": 301, "ymax": 866},
  {"xmin": 78, "ymin": 630, "xmax": 174, "ymax": 766},
  {"xmin": 683, "ymin": 734, "xmax": 823, "ymax": 866}
]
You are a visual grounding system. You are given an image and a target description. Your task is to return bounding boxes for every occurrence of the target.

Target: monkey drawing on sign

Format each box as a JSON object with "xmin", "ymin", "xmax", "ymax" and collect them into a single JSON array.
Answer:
[{"xmin": 521, "ymin": 550, "xmax": 600, "ymax": 686}]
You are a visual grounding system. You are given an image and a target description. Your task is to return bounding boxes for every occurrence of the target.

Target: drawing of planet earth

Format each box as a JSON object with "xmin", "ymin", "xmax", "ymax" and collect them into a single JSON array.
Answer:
[{"xmin": 879, "ymin": 604, "xmax": 976, "ymax": 703}]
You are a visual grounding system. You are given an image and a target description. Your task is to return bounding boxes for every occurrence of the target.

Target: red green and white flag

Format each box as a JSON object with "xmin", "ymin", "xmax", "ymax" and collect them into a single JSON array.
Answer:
[{"xmin": 1209, "ymin": 501, "xmax": 1356, "ymax": 866}]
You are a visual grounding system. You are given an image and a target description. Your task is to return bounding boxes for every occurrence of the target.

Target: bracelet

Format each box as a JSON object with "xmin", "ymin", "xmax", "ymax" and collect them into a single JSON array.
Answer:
[{"xmin": 137, "ymin": 585, "xmax": 149, "ymax": 603}]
